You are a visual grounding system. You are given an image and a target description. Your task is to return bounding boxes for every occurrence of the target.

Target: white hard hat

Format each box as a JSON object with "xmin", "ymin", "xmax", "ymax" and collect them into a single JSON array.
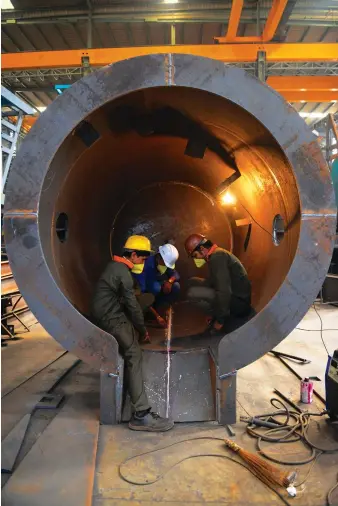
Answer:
[{"xmin": 159, "ymin": 243, "xmax": 179, "ymax": 269}]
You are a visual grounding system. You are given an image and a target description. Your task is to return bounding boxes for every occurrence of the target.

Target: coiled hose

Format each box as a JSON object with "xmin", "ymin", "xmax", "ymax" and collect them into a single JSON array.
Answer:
[{"xmin": 243, "ymin": 398, "xmax": 338, "ymax": 502}]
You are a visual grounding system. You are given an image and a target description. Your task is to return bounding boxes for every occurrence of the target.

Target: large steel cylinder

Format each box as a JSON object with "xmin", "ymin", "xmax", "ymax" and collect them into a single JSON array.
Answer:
[{"xmin": 4, "ymin": 54, "xmax": 336, "ymax": 379}]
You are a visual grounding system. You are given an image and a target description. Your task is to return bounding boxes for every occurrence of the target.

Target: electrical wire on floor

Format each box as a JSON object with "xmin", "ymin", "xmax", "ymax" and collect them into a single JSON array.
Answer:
[
  {"xmin": 296, "ymin": 328, "xmax": 338, "ymax": 332},
  {"xmin": 119, "ymin": 398, "xmax": 338, "ymax": 505},
  {"xmin": 312, "ymin": 303, "xmax": 330, "ymax": 356},
  {"xmin": 328, "ymin": 473, "xmax": 338, "ymax": 506},
  {"xmin": 118, "ymin": 435, "xmax": 292, "ymax": 506}
]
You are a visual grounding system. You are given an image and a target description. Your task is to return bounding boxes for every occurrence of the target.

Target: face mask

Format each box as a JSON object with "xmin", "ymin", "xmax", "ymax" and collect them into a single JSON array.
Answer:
[
  {"xmin": 157, "ymin": 265, "xmax": 167, "ymax": 275},
  {"xmin": 194, "ymin": 258, "xmax": 206, "ymax": 268},
  {"xmin": 131, "ymin": 263, "xmax": 145, "ymax": 274}
]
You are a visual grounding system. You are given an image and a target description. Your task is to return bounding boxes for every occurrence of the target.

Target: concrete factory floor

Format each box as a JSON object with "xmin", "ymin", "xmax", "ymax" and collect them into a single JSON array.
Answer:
[{"xmin": 1, "ymin": 305, "xmax": 338, "ymax": 506}]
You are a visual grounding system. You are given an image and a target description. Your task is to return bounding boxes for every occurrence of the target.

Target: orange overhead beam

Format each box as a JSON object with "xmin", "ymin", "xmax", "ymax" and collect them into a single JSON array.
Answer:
[
  {"xmin": 262, "ymin": 0, "xmax": 289, "ymax": 42},
  {"xmin": 7, "ymin": 115, "xmax": 37, "ymax": 133},
  {"xmin": 2, "ymin": 44, "xmax": 338, "ymax": 71},
  {"xmin": 219, "ymin": 0, "xmax": 288, "ymax": 43},
  {"xmin": 279, "ymin": 91, "xmax": 337, "ymax": 102},
  {"xmin": 267, "ymin": 76, "xmax": 338, "ymax": 91},
  {"xmin": 225, "ymin": 0, "xmax": 244, "ymax": 41},
  {"xmin": 268, "ymin": 76, "xmax": 338, "ymax": 101}
]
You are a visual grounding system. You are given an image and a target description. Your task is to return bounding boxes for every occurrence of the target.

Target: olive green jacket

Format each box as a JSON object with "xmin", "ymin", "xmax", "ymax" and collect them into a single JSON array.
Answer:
[
  {"xmin": 91, "ymin": 260, "xmax": 146, "ymax": 336},
  {"xmin": 208, "ymin": 247, "xmax": 251, "ymax": 321}
]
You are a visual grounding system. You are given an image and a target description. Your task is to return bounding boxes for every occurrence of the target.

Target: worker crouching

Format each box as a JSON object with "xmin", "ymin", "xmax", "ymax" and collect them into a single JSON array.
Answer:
[
  {"xmin": 184, "ymin": 233, "xmax": 253, "ymax": 334},
  {"xmin": 133, "ymin": 243, "xmax": 180, "ymax": 324},
  {"xmin": 91, "ymin": 235, "xmax": 174, "ymax": 432}
]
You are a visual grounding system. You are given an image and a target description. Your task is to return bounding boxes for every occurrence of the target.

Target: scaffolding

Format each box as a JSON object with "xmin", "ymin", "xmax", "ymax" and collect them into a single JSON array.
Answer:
[{"xmin": 1, "ymin": 86, "xmax": 35, "ymax": 203}]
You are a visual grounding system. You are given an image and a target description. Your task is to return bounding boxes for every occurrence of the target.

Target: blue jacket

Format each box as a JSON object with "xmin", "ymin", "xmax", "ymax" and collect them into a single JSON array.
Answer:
[{"xmin": 133, "ymin": 255, "xmax": 180, "ymax": 293}]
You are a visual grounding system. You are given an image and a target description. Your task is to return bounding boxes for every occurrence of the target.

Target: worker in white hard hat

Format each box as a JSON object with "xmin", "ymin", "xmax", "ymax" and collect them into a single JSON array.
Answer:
[{"xmin": 132, "ymin": 243, "xmax": 180, "ymax": 319}]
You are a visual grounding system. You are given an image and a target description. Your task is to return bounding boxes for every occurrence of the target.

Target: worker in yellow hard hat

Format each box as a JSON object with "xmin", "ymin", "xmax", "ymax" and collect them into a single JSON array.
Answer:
[{"xmin": 91, "ymin": 235, "xmax": 174, "ymax": 432}]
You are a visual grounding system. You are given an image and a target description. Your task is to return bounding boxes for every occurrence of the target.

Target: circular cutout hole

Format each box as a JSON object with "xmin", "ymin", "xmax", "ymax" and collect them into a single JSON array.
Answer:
[
  {"xmin": 56, "ymin": 212, "xmax": 69, "ymax": 243},
  {"xmin": 272, "ymin": 214, "xmax": 285, "ymax": 246}
]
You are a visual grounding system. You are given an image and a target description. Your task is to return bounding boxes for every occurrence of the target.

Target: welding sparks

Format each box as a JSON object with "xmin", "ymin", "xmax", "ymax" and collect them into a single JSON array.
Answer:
[{"xmin": 165, "ymin": 306, "xmax": 173, "ymax": 418}]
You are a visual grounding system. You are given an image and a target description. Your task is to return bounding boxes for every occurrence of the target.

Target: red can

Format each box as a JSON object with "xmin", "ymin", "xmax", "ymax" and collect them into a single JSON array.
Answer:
[{"xmin": 300, "ymin": 378, "xmax": 314, "ymax": 404}]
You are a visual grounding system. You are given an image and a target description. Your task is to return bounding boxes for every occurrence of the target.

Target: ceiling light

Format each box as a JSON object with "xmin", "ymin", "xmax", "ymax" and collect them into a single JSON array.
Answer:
[
  {"xmin": 164, "ymin": 0, "xmax": 179, "ymax": 3},
  {"xmin": 1, "ymin": 0, "xmax": 14, "ymax": 8},
  {"xmin": 220, "ymin": 191, "xmax": 236, "ymax": 206}
]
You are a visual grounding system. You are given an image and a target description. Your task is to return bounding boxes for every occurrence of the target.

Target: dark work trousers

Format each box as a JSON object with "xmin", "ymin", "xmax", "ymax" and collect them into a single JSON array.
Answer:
[
  {"xmin": 151, "ymin": 281, "xmax": 181, "ymax": 310},
  {"xmin": 186, "ymin": 277, "xmax": 252, "ymax": 319},
  {"xmin": 105, "ymin": 317, "xmax": 150, "ymax": 413},
  {"xmin": 136, "ymin": 293, "xmax": 155, "ymax": 313}
]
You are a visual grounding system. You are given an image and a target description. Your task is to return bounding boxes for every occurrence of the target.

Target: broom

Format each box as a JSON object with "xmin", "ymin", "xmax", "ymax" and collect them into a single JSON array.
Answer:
[{"xmin": 224, "ymin": 438, "xmax": 296, "ymax": 489}]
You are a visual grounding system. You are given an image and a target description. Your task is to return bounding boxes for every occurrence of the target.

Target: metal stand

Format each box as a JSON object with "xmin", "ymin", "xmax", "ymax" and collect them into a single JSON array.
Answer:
[
  {"xmin": 99, "ymin": 344, "xmax": 237, "ymax": 425},
  {"xmin": 1, "ymin": 86, "xmax": 35, "ymax": 204}
]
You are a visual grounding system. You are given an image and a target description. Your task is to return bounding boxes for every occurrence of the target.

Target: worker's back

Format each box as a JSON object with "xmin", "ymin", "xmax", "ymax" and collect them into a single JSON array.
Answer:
[
  {"xmin": 209, "ymin": 247, "xmax": 251, "ymax": 301},
  {"xmin": 91, "ymin": 261, "xmax": 129, "ymax": 324}
]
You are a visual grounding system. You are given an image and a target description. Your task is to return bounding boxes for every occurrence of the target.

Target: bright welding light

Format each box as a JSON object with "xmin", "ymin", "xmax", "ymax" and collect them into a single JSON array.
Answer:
[{"xmin": 220, "ymin": 191, "xmax": 236, "ymax": 206}]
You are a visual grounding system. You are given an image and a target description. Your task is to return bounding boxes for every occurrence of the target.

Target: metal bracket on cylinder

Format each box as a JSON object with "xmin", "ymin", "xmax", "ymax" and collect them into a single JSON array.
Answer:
[
  {"xmin": 81, "ymin": 55, "xmax": 91, "ymax": 77},
  {"xmin": 255, "ymin": 50, "xmax": 267, "ymax": 82},
  {"xmin": 211, "ymin": 351, "xmax": 237, "ymax": 426},
  {"xmin": 218, "ymin": 369, "xmax": 237, "ymax": 425},
  {"xmin": 100, "ymin": 354, "xmax": 124, "ymax": 425}
]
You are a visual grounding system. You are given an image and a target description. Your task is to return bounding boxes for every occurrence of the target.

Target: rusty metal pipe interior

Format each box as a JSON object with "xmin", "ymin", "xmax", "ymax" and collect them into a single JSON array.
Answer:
[
  {"xmin": 43, "ymin": 85, "xmax": 299, "ymax": 328},
  {"xmin": 4, "ymin": 56, "xmax": 335, "ymax": 408}
]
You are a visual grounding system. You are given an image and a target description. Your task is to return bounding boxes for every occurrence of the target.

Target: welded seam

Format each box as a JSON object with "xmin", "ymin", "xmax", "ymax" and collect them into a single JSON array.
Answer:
[
  {"xmin": 4, "ymin": 211, "xmax": 37, "ymax": 217},
  {"xmin": 301, "ymin": 213, "xmax": 336, "ymax": 218},
  {"xmin": 164, "ymin": 53, "xmax": 175, "ymax": 86}
]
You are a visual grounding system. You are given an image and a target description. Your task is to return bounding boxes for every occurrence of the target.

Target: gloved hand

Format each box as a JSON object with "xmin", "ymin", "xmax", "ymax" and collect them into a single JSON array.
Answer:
[
  {"xmin": 140, "ymin": 330, "xmax": 151, "ymax": 344},
  {"xmin": 156, "ymin": 314, "xmax": 167, "ymax": 328},
  {"xmin": 162, "ymin": 281, "xmax": 173, "ymax": 295},
  {"xmin": 206, "ymin": 316, "xmax": 214, "ymax": 327},
  {"xmin": 212, "ymin": 321, "xmax": 223, "ymax": 331},
  {"xmin": 206, "ymin": 319, "xmax": 223, "ymax": 335}
]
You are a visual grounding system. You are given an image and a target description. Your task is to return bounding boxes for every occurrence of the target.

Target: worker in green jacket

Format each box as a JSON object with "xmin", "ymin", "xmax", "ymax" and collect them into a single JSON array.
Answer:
[
  {"xmin": 184, "ymin": 233, "xmax": 252, "ymax": 333},
  {"xmin": 91, "ymin": 235, "xmax": 174, "ymax": 432}
]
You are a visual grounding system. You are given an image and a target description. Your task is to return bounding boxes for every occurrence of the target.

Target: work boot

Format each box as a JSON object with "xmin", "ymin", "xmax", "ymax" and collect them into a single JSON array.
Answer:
[{"xmin": 129, "ymin": 409, "xmax": 174, "ymax": 432}]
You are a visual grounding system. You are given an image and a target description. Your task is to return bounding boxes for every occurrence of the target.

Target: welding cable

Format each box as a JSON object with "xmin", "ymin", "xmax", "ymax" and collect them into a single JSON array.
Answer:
[
  {"xmin": 118, "ymin": 436, "xmax": 292, "ymax": 506},
  {"xmin": 296, "ymin": 328, "xmax": 338, "ymax": 332},
  {"xmin": 238, "ymin": 201, "xmax": 276, "ymax": 240},
  {"xmin": 245, "ymin": 398, "xmax": 338, "ymax": 469},
  {"xmin": 312, "ymin": 304, "xmax": 330, "ymax": 356},
  {"xmin": 328, "ymin": 472, "xmax": 338, "ymax": 506}
]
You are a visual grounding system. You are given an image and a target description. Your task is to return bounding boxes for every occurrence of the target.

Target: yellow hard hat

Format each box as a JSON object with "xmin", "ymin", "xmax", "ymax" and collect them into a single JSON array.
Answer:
[{"xmin": 124, "ymin": 235, "xmax": 153, "ymax": 252}]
